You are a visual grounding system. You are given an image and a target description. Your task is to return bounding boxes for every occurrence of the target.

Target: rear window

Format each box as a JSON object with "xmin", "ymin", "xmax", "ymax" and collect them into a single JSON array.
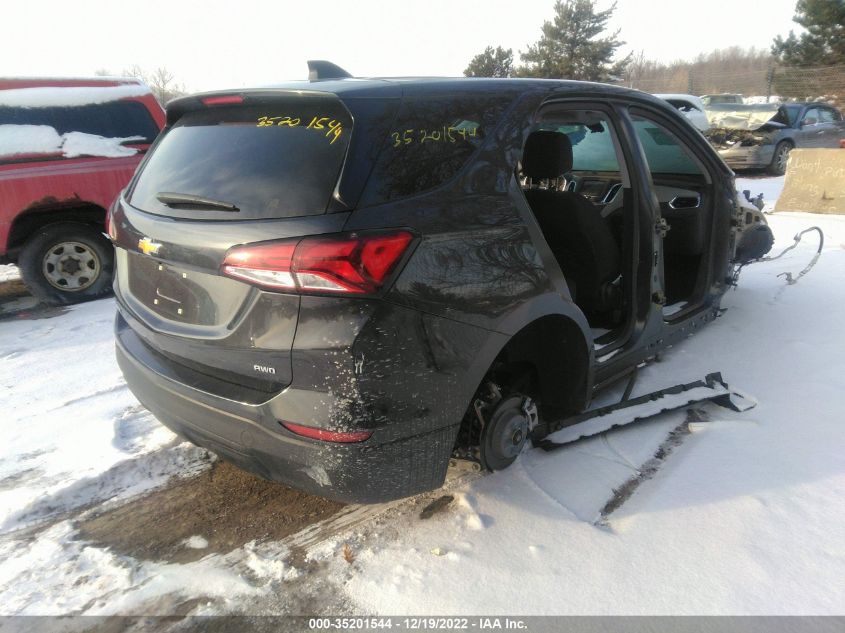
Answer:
[
  {"xmin": 129, "ymin": 100, "xmax": 352, "ymax": 220},
  {"xmin": 0, "ymin": 101, "xmax": 159, "ymax": 142},
  {"xmin": 360, "ymin": 93, "xmax": 516, "ymax": 204}
]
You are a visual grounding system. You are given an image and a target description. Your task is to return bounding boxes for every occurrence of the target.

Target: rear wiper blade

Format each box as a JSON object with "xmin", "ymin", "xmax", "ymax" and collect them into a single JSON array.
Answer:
[{"xmin": 156, "ymin": 192, "xmax": 240, "ymax": 212}]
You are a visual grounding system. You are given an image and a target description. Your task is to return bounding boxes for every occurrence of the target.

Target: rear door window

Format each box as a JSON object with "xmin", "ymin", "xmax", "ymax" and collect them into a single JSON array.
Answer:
[
  {"xmin": 819, "ymin": 108, "xmax": 838, "ymax": 123},
  {"xmin": 361, "ymin": 93, "xmax": 516, "ymax": 204},
  {"xmin": 129, "ymin": 100, "xmax": 352, "ymax": 220}
]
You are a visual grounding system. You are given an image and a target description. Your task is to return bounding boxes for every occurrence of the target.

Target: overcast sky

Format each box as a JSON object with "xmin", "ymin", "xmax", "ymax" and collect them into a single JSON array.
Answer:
[{"xmin": 1, "ymin": 0, "xmax": 801, "ymax": 92}]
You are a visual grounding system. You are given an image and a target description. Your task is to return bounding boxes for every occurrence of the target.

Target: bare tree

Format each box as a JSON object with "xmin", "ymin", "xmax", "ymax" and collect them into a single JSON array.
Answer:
[
  {"xmin": 622, "ymin": 50, "xmax": 648, "ymax": 88},
  {"xmin": 121, "ymin": 65, "xmax": 187, "ymax": 104},
  {"xmin": 624, "ymin": 46, "xmax": 775, "ymax": 95}
]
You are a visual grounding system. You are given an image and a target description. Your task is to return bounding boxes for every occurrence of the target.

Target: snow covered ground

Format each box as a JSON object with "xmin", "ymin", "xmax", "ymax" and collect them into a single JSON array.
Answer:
[
  {"xmin": 0, "ymin": 177, "xmax": 843, "ymax": 616},
  {"xmin": 0, "ymin": 264, "xmax": 20, "ymax": 283}
]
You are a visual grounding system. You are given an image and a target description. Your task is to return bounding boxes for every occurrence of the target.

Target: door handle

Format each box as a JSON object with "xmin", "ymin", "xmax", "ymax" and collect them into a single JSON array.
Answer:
[{"xmin": 668, "ymin": 194, "xmax": 701, "ymax": 210}]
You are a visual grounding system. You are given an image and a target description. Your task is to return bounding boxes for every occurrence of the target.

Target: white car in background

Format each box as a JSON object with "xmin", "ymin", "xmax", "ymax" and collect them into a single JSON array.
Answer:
[{"xmin": 654, "ymin": 93, "xmax": 710, "ymax": 131}]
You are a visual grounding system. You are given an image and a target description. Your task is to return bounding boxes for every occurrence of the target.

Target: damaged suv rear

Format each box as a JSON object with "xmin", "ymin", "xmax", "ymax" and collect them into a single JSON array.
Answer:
[
  {"xmin": 112, "ymin": 69, "xmax": 772, "ymax": 503},
  {"xmin": 705, "ymin": 101, "xmax": 845, "ymax": 174}
]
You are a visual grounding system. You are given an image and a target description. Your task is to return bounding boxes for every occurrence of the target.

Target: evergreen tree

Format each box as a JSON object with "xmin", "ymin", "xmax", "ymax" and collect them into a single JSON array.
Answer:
[
  {"xmin": 464, "ymin": 46, "xmax": 515, "ymax": 78},
  {"xmin": 518, "ymin": 0, "xmax": 630, "ymax": 81},
  {"xmin": 772, "ymin": 0, "xmax": 845, "ymax": 66}
]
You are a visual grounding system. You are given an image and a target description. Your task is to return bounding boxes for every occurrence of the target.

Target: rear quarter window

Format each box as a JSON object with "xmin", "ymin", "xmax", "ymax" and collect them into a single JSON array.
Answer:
[{"xmin": 360, "ymin": 93, "xmax": 516, "ymax": 204}]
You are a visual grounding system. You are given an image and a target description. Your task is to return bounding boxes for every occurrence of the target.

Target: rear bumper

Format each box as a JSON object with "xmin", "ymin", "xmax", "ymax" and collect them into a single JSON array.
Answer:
[{"xmin": 115, "ymin": 313, "xmax": 456, "ymax": 503}]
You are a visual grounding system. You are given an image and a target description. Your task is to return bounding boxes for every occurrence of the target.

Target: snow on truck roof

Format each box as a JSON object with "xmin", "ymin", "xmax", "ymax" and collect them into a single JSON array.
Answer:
[
  {"xmin": 0, "ymin": 79, "xmax": 152, "ymax": 109},
  {"xmin": 0, "ymin": 76, "xmax": 144, "ymax": 88}
]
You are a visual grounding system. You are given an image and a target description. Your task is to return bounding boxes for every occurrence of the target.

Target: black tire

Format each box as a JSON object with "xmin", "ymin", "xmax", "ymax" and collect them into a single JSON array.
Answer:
[
  {"xmin": 768, "ymin": 141, "xmax": 793, "ymax": 176},
  {"xmin": 18, "ymin": 222, "xmax": 114, "ymax": 306}
]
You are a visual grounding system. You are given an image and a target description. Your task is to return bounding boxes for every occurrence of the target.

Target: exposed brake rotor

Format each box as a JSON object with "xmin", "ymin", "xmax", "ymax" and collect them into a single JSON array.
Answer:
[{"xmin": 475, "ymin": 390, "xmax": 538, "ymax": 471}]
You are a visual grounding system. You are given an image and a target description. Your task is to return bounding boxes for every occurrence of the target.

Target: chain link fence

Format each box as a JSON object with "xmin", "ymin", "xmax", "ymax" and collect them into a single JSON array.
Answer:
[{"xmin": 627, "ymin": 64, "xmax": 845, "ymax": 108}]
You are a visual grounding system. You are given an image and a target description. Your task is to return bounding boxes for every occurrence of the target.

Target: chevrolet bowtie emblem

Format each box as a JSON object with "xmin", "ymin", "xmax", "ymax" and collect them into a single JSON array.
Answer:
[{"xmin": 138, "ymin": 237, "xmax": 162, "ymax": 256}]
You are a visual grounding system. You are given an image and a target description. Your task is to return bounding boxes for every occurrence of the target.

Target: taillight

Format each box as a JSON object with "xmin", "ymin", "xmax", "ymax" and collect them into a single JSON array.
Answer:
[
  {"xmin": 105, "ymin": 203, "xmax": 117, "ymax": 241},
  {"xmin": 281, "ymin": 421, "xmax": 372, "ymax": 443},
  {"xmin": 222, "ymin": 230, "xmax": 414, "ymax": 295}
]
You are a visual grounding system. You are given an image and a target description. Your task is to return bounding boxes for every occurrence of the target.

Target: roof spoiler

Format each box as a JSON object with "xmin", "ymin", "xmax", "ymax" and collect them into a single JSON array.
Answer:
[{"xmin": 307, "ymin": 60, "xmax": 353, "ymax": 81}]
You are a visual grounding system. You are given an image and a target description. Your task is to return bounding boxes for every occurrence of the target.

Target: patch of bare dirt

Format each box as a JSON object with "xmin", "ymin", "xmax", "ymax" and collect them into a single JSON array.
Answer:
[
  {"xmin": 76, "ymin": 461, "xmax": 345, "ymax": 563},
  {"xmin": 0, "ymin": 278, "xmax": 27, "ymax": 298},
  {"xmin": 595, "ymin": 408, "xmax": 709, "ymax": 526}
]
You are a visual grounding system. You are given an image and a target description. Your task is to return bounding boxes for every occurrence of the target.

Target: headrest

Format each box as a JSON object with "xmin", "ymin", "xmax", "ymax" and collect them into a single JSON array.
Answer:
[{"xmin": 522, "ymin": 131, "xmax": 573, "ymax": 180}]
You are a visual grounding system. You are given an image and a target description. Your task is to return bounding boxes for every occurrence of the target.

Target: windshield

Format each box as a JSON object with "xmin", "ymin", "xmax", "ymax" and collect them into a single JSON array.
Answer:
[{"xmin": 129, "ymin": 100, "xmax": 352, "ymax": 220}]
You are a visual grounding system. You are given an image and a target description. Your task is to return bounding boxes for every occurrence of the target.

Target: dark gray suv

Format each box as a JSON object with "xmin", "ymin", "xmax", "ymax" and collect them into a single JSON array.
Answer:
[{"xmin": 111, "ymin": 74, "xmax": 772, "ymax": 503}]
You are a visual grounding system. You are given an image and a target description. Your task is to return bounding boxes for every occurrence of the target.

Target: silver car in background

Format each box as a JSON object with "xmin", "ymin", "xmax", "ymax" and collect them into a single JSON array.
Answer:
[
  {"xmin": 704, "ymin": 102, "xmax": 845, "ymax": 174},
  {"xmin": 655, "ymin": 94, "xmax": 710, "ymax": 132}
]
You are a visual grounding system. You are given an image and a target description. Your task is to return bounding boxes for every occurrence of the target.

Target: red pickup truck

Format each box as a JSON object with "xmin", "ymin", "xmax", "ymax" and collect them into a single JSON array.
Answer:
[{"xmin": 0, "ymin": 77, "xmax": 165, "ymax": 304}]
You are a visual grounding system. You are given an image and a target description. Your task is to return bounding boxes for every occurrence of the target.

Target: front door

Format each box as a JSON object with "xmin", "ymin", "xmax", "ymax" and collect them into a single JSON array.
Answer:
[
  {"xmin": 797, "ymin": 107, "xmax": 828, "ymax": 148},
  {"xmin": 626, "ymin": 108, "xmax": 718, "ymax": 320}
]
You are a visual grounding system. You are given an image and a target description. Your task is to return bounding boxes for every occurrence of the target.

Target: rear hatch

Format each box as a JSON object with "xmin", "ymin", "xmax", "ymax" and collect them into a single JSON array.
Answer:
[{"xmin": 113, "ymin": 91, "xmax": 361, "ymax": 400}]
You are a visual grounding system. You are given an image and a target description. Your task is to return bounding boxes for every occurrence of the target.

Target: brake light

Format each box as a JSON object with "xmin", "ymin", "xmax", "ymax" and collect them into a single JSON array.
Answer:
[
  {"xmin": 281, "ymin": 421, "xmax": 372, "ymax": 443},
  {"xmin": 221, "ymin": 230, "xmax": 414, "ymax": 294},
  {"xmin": 105, "ymin": 204, "xmax": 117, "ymax": 241},
  {"xmin": 202, "ymin": 95, "xmax": 244, "ymax": 106}
]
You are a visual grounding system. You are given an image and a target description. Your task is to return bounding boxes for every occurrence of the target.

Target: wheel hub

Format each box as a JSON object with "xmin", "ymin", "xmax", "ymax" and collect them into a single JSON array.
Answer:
[
  {"xmin": 478, "ymin": 395, "xmax": 538, "ymax": 471},
  {"xmin": 60, "ymin": 257, "xmax": 82, "ymax": 275},
  {"xmin": 42, "ymin": 241, "xmax": 101, "ymax": 291}
]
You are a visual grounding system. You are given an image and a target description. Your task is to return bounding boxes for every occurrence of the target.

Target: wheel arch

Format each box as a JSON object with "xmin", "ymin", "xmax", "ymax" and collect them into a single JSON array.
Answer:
[
  {"xmin": 7, "ymin": 201, "xmax": 107, "ymax": 258},
  {"xmin": 466, "ymin": 294, "xmax": 594, "ymax": 415},
  {"xmin": 495, "ymin": 313, "xmax": 592, "ymax": 412}
]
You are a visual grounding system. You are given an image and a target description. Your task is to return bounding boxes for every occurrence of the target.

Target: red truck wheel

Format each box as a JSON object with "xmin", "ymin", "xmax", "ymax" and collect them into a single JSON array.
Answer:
[{"xmin": 18, "ymin": 223, "xmax": 114, "ymax": 306}]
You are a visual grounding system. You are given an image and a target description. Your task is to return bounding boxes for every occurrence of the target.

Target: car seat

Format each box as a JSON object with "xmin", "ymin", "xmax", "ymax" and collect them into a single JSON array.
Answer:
[{"xmin": 522, "ymin": 130, "xmax": 622, "ymax": 319}]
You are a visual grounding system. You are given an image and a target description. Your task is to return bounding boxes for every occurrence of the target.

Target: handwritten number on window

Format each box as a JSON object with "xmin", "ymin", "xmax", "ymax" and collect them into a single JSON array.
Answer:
[{"xmin": 256, "ymin": 115, "xmax": 343, "ymax": 144}]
